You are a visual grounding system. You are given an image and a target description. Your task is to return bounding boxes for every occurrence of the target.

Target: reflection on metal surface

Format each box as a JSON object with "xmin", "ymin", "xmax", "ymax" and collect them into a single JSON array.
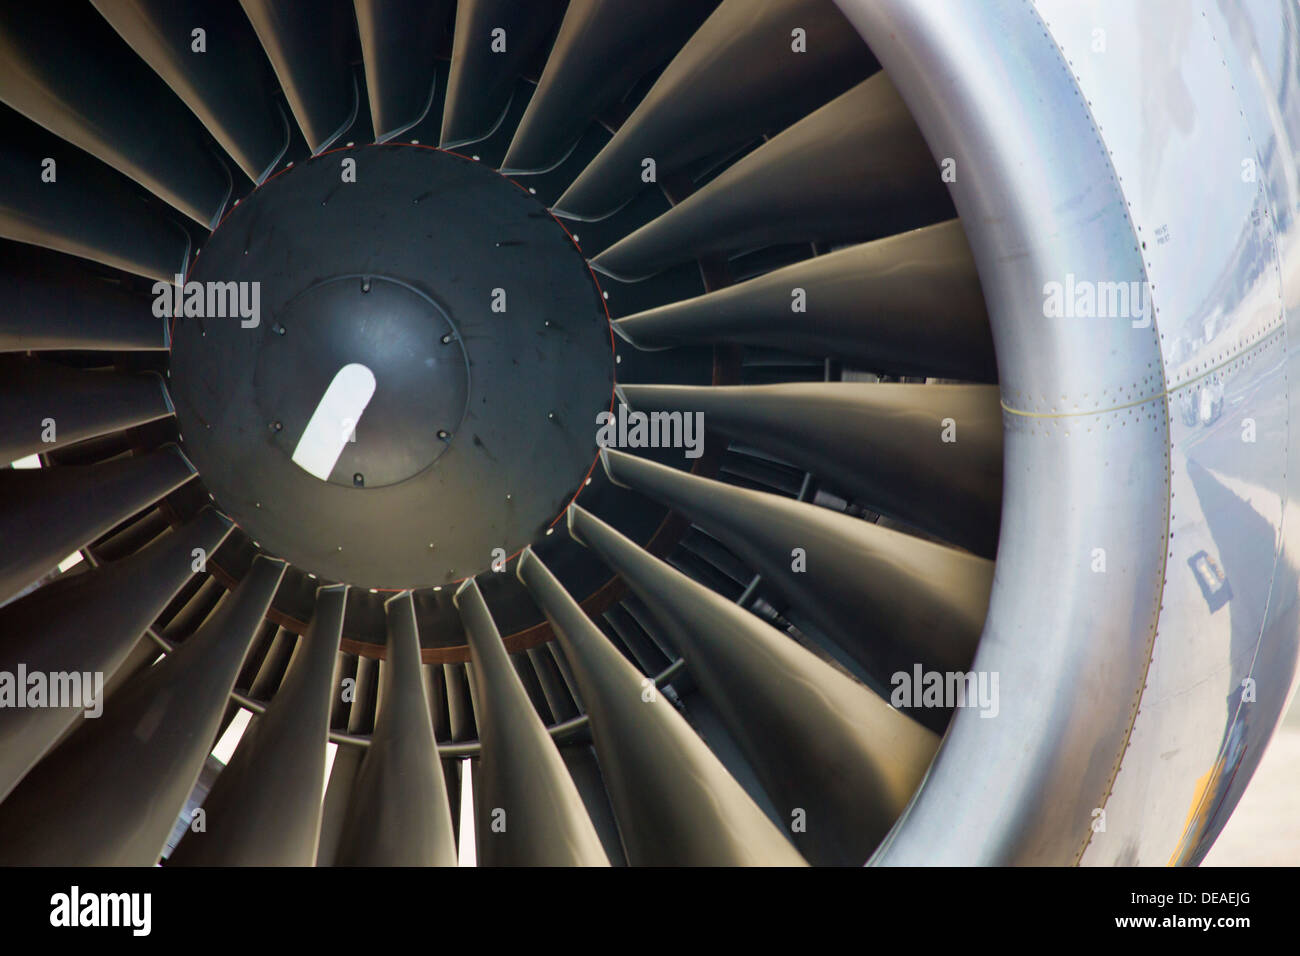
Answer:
[
  {"xmin": 835, "ymin": 0, "xmax": 1300, "ymax": 865},
  {"xmin": 1188, "ymin": 550, "xmax": 1232, "ymax": 613},
  {"xmin": 291, "ymin": 363, "xmax": 376, "ymax": 482}
]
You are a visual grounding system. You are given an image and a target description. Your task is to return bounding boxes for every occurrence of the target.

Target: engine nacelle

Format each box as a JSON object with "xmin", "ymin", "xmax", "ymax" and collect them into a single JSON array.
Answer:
[{"xmin": 838, "ymin": 0, "xmax": 1300, "ymax": 865}]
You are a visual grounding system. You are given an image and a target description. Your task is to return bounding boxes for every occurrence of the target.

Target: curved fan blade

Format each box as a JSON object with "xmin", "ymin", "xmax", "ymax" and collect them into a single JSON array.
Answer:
[
  {"xmin": 316, "ymin": 654, "xmax": 377, "ymax": 866},
  {"xmin": 239, "ymin": 0, "xmax": 356, "ymax": 154},
  {"xmin": 89, "ymin": 508, "xmax": 170, "ymax": 563},
  {"xmin": 591, "ymin": 74, "xmax": 946, "ymax": 279},
  {"xmin": 567, "ymin": 504, "xmax": 937, "ymax": 865},
  {"xmin": 170, "ymin": 585, "xmax": 346, "ymax": 866},
  {"xmin": 0, "ymin": 510, "xmax": 231, "ymax": 803},
  {"xmin": 552, "ymin": 0, "xmax": 873, "ymax": 220},
  {"xmin": 0, "ymin": 113, "xmax": 188, "ymax": 281},
  {"xmin": 526, "ymin": 644, "xmax": 578, "ymax": 722},
  {"xmin": 0, "ymin": 446, "xmax": 196, "ymax": 606},
  {"xmin": 0, "ymin": 249, "xmax": 169, "ymax": 352},
  {"xmin": 0, "ymin": 3, "xmax": 232, "ymax": 225},
  {"xmin": 354, "ymin": 0, "xmax": 448, "ymax": 142},
  {"xmin": 0, "ymin": 359, "xmax": 173, "ymax": 464},
  {"xmin": 444, "ymin": 660, "xmax": 476, "ymax": 741},
  {"xmin": 454, "ymin": 578, "xmax": 608, "ymax": 866},
  {"xmin": 613, "ymin": 219, "xmax": 995, "ymax": 382},
  {"xmin": 92, "ymin": 0, "xmax": 289, "ymax": 183},
  {"xmin": 247, "ymin": 625, "xmax": 298, "ymax": 699},
  {"xmin": 601, "ymin": 447, "xmax": 991, "ymax": 691},
  {"xmin": 517, "ymin": 549, "xmax": 807, "ymax": 865},
  {"xmin": 98, "ymin": 631, "xmax": 166, "ymax": 706},
  {"xmin": 619, "ymin": 381, "xmax": 1003, "ymax": 557},
  {"xmin": 334, "ymin": 592, "xmax": 457, "ymax": 866},
  {"xmin": 501, "ymin": 0, "xmax": 716, "ymax": 174},
  {"xmin": 161, "ymin": 575, "xmax": 226, "ymax": 643},
  {"xmin": 0, "ymin": 553, "xmax": 282, "ymax": 864},
  {"xmin": 440, "ymin": 0, "xmax": 561, "ymax": 148}
]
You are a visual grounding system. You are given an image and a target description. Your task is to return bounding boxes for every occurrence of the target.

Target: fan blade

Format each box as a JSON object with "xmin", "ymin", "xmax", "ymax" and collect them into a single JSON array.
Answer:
[
  {"xmin": 601, "ymin": 448, "xmax": 991, "ymax": 692},
  {"xmin": 613, "ymin": 220, "xmax": 995, "ymax": 382},
  {"xmin": 440, "ymin": 0, "xmax": 561, "ymax": 148},
  {"xmin": 552, "ymin": 0, "xmax": 873, "ymax": 220},
  {"xmin": 92, "ymin": 0, "xmax": 289, "ymax": 183},
  {"xmin": 0, "ymin": 446, "xmax": 196, "ymax": 606},
  {"xmin": 0, "ymin": 554, "xmax": 283, "ymax": 863},
  {"xmin": 99, "ymin": 632, "xmax": 164, "ymax": 705},
  {"xmin": 353, "ymin": 0, "xmax": 448, "ymax": 142},
  {"xmin": 170, "ymin": 585, "xmax": 346, "ymax": 865},
  {"xmin": 0, "ymin": 113, "xmax": 188, "ymax": 281},
  {"xmin": 239, "ymin": 0, "xmax": 356, "ymax": 154},
  {"xmin": 316, "ymin": 745, "xmax": 361, "ymax": 866},
  {"xmin": 567, "ymin": 504, "xmax": 938, "ymax": 865},
  {"xmin": 89, "ymin": 507, "xmax": 170, "ymax": 563},
  {"xmin": 0, "ymin": 248, "xmax": 169, "ymax": 352},
  {"xmin": 445, "ymin": 661, "xmax": 477, "ymax": 740},
  {"xmin": 316, "ymin": 654, "xmax": 377, "ymax": 866},
  {"xmin": 620, "ymin": 381, "xmax": 1002, "ymax": 557},
  {"xmin": 501, "ymin": 0, "xmax": 716, "ymax": 173},
  {"xmin": 516, "ymin": 548, "xmax": 807, "ymax": 865},
  {"xmin": 590, "ymin": 74, "xmax": 946, "ymax": 279},
  {"xmin": 334, "ymin": 592, "xmax": 457, "ymax": 865},
  {"xmin": 0, "ymin": 3, "xmax": 232, "ymax": 225},
  {"xmin": 161, "ymin": 575, "xmax": 226, "ymax": 643},
  {"xmin": 526, "ymin": 644, "xmax": 578, "ymax": 722},
  {"xmin": 247, "ymin": 626, "xmax": 297, "ymax": 699},
  {"xmin": 0, "ymin": 359, "xmax": 173, "ymax": 464},
  {"xmin": 0, "ymin": 509, "xmax": 231, "ymax": 803},
  {"xmin": 454, "ymin": 577, "xmax": 608, "ymax": 866}
]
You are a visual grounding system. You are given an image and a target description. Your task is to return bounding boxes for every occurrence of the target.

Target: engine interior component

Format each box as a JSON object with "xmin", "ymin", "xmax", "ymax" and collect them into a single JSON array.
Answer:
[{"xmin": 0, "ymin": 0, "xmax": 1296, "ymax": 868}]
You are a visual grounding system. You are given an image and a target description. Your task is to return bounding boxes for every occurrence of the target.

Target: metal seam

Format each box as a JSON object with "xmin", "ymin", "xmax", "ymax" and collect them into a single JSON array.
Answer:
[
  {"xmin": 1013, "ymin": 0, "xmax": 1174, "ymax": 866},
  {"xmin": 1000, "ymin": 326, "xmax": 1285, "ymax": 420}
]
